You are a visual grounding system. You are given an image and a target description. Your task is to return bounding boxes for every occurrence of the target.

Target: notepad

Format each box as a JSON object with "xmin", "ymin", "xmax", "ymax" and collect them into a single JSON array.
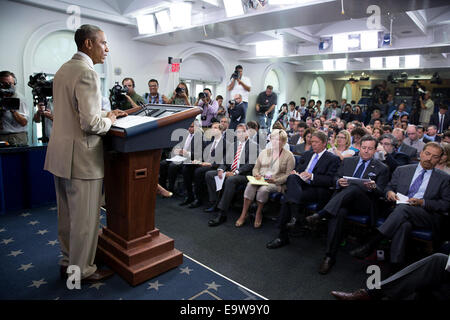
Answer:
[
  {"xmin": 343, "ymin": 176, "xmax": 371, "ymax": 186},
  {"xmin": 215, "ymin": 175, "xmax": 225, "ymax": 191},
  {"xmin": 166, "ymin": 155, "xmax": 187, "ymax": 162},
  {"xmin": 112, "ymin": 115, "xmax": 157, "ymax": 129},
  {"xmin": 396, "ymin": 192, "xmax": 410, "ymax": 205},
  {"xmin": 247, "ymin": 176, "xmax": 269, "ymax": 186}
]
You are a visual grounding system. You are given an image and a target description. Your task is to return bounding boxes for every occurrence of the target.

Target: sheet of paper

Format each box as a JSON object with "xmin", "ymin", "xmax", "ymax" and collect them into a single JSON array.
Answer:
[
  {"xmin": 112, "ymin": 115, "xmax": 157, "ymax": 129},
  {"xmin": 247, "ymin": 176, "xmax": 269, "ymax": 186},
  {"xmin": 343, "ymin": 176, "xmax": 371, "ymax": 186},
  {"xmin": 215, "ymin": 175, "xmax": 225, "ymax": 191},
  {"xmin": 166, "ymin": 155, "xmax": 187, "ymax": 162},
  {"xmin": 396, "ymin": 192, "xmax": 410, "ymax": 205}
]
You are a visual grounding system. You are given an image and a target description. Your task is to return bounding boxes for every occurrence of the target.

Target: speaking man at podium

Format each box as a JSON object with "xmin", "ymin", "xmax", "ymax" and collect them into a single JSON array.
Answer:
[{"xmin": 44, "ymin": 24, "xmax": 126, "ymax": 282}]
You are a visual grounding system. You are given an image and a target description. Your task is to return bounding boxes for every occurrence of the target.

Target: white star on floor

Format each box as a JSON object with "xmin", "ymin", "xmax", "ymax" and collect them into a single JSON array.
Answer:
[
  {"xmin": 180, "ymin": 266, "xmax": 193, "ymax": 275},
  {"xmin": 205, "ymin": 281, "xmax": 221, "ymax": 291},
  {"xmin": 47, "ymin": 240, "xmax": 58, "ymax": 246},
  {"xmin": 28, "ymin": 279, "xmax": 47, "ymax": 288},
  {"xmin": 8, "ymin": 249, "xmax": 24, "ymax": 257},
  {"xmin": 28, "ymin": 220, "xmax": 39, "ymax": 225},
  {"xmin": 147, "ymin": 280, "xmax": 164, "ymax": 291},
  {"xmin": 1, "ymin": 238, "xmax": 14, "ymax": 245},
  {"xmin": 49, "ymin": 207, "xmax": 57, "ymax": 211},
  {"xmin": 18, "ymin": 263, "xmax": 34, "ymax": 271},
  {"xmin": 89, "ymin": 282, "xmax": 105, "ymax": 290},
  {"xmin": 0, "ymin": 228, "xmax": 6, "ymax": 233},
  {"xmin": 20, "ymin": 213, "xmax": 31, "ymax": 217},
  {"xmin": 36, "ymin": 230, "xmax": 49, "ymax": 235}
]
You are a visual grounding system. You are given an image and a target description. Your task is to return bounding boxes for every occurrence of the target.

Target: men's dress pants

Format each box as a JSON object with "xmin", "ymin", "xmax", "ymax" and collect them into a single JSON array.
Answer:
[
  {"xmin": 182, "ymin": 165, "xmax": 209, "ymax": 201},
  {"xmin": 205, "ymin": 171, "xmax": 247, "ymax": 212},
  {"xmin": 379, "ymin": 253, "xmax": 450, "ymax": 300},
  {"xmin": 378, "ymin": 204, "xmax": 439, "ymax": 264},
  {"xmin": 323, "ymin": 185, "xmax": 373, "ymax": 258},
  {"xmin": 54, "ymin": 176, "xmax": 102, "ymax": 279},
  {"xmin": 159, "ymin": 160, "xmax": 181, "ymax": 192}
]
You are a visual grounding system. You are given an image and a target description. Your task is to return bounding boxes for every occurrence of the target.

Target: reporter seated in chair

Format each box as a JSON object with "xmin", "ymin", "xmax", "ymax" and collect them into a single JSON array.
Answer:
[
  {"xmin": 205, "ymin": 123, "xmax": 257, "ymax": 227},
  {"xmin": 306, "ymin": 135, "xmax": 390, "ymax": 275},
  {"xmin": 266, "ymin": 131, "xmax": 340, "ymax": 250},
  {"xmin": 235, "ymin": 129, "xmax": 295, "ymax": 229},
  {"xmin": 374, "ymin": 133, "xmax": 410, "ymax": 177},
  {"xmin": 350, "ymin": 142, "xmax": 450, "ymax": 272}
]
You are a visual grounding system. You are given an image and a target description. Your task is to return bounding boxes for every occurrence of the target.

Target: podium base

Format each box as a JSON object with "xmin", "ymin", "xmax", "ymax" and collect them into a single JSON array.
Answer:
[{"xmin": 97, "ymin": 228, "xmax": 183, "ymax": 286}]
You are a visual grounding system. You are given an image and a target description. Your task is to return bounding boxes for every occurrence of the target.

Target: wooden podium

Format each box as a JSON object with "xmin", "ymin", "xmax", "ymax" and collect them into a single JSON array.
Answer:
[{"xmin": 97, "ymin": 105, "xmax": 201, "ymax": 286}]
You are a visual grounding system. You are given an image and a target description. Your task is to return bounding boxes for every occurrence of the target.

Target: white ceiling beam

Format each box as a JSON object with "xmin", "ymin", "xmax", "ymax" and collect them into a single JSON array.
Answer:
[
  {"xmin": 198, "ymin": 39, "xmax": 250, "ymax": 52},
  {"xmin": 280, "ymin": 28, "xmax": 318, "ymax": 44},
  {"xmin": 406, "ymin": 11, "xmax": 427, "ymax": 35}
]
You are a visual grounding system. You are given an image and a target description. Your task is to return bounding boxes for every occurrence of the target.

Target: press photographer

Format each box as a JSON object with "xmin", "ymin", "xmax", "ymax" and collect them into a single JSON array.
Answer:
[
  {"xmin": 255, "ymin": 85, "xmax": 277, "ymax": 130},
  {"xmin": 227, "ymin": 65, "xmax": 251, "ymax": 115},
  {"xmin": 0, "ymin": 71, "xmax": 29, "ymax": 146},
  {"xmin": 110, "ymin": 77, "xmax": 145, "ymax": 111},
  {"xmin": 228, "ymin": 94, "xmax": 245, "ymax": 130},
  {"xmin": 195, "ymin": 88, "xmax": 218, "ymax": 128},
  {"xmin": 29, "ymin": 72, "xmax": 53, "ymax": 142}
]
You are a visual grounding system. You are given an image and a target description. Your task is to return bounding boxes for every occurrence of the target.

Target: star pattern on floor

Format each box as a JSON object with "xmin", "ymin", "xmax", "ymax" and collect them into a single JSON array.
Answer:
[
  {"xmin": 180, "ymin": 266, "xmax": 193, "ymax": 275},
  {"xmin": 1, "ymin": 238, "xmax": 14, "ymax": 245},
  {"xmin": 147, "ymin": 280, "xmax": 164, "ymax": 291},
  {"xmin": 20, "ymin": 213, "xmax": 31, "ymax": 217},
  {"xmin": 205, "ymin": 281, "xmax": 221, "ymax": 291},
  {"xmin": 36, "ymin": 230, "xmax": 49, "ymax": 235},
  {"xmin": 8, "ymin": 249, "xmax": 24, "ymax": 257},
  {"xmin": 28, "ymin": 220, "xmax": 39, "ymax": 225},
  {"xmin": 18, "ymin": 263, "xmax": 34, "ymax": 271},
  {"xmin": 89, "ymin": 282, "xmax": 105, "ymax": 290},
  {"xmin": 0, "ymin": 228, "xmax": 6, "ymax": 233},
  {"xmin": 28, "ymin": 279, "xmax": 47, "ymax": 288},
  {"xmin": 47, "ymin": 240, "xmax": 58, "ymax": 246}
]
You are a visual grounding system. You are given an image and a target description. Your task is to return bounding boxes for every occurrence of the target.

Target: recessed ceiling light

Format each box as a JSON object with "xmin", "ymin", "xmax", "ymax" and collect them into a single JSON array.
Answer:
[{"xmin": 401, "ymin": 30, "xmax": 412, "ymax": 34}]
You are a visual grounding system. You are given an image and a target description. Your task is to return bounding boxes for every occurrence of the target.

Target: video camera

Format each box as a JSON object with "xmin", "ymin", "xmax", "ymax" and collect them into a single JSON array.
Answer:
[
  {"xmin": 0, "ymin": 84, "xmax": 20, "ymax": 111},
  {"xmin": 28, "ymin": 73, "xmax": 53, "ymax": 107},
  {"xmin": 109, "ymin": 82, "xmax": 128, "ymax": 109}
]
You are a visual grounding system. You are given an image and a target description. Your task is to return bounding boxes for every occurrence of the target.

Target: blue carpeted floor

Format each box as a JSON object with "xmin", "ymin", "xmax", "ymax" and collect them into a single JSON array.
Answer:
[{"xmin": 0, "ymin": 205, "xmax": 266, "ymax": 300}]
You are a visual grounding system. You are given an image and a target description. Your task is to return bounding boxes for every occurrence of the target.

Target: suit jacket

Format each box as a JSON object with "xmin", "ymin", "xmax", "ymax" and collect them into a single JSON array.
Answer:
[
  {"xmin": 384, "ymin": 151, "xmax": 410, "ymax": 176},
  {"xmin": 296, "ymin": 150, "xmax": 341, "ymax": 189},
  {"xmin": 398, "ymin": 142, "xmax": 418, "ymax": 160},
  {"xmin": 385, "ymin": 164, "xmax": 450, "ymax": 244},
  {"xmin": 173, "ymin": 131, "xmax": 204, "ymax": 161},
  {"xmin": 44, "ymin": 53, "xmax": 112, "ymax": 179},
  {"xmin": 252, "ymin": 148, "xmax": 295, "ymax": 188},
  {"xmin": 218, "ymin": 139, "xmax": 256, "ymax": 176},
  {"xmin": 202, "ymin": 136, "xmax": 227, "ymax": 168},
  {"xmin": 288, "ymin": 133, "xmax": 302, "ymax": 145},
  {"xmin": 228, "ymin": 103, "xmax": 246, "ymax": 130},
  {"xmin": 429, "ymin": 113, "xmax": 450, "ymax": 133}
]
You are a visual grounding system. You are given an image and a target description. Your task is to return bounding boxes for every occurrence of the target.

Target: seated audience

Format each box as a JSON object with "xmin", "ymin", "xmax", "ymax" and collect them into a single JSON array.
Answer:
[
  {"xmin": 291, "ymin": 127, "xmax": 315, "ymax": 155},
  {"xmin": 443, "ymin": 130, "xmax": 450, "ymax": 143},
  {"xmin": 350, "ymin": 142, "xmax": 450, "ymax": 271},
  {"xmin": 328, "ymin": 129, "xmax": 355, "ymax": 160},
  {"xmin": 288, "ymin": 121, "xmax": 307, "ymax": 145},
  {"xmin": 392, "ymin": 127, "xmax": 417, "ymax": 161},
  {"xmin": 423, "ymin": 124, "xmax": 441, "ymax": 143},
  {"xmin": 429, "ymin": 104, "xmax": 449, "ymax": 135},
  {"xmin": 372, "ymin": 127, "xmax": 383, "ymax": 140},
  {"xmin": 266, "ymin": 131, "xmax": 340, "ymax": 250},
  {"xmin": 350, "ymin": 127, "xmax": 367, "ymax": 154},
  {"xmin": 306, "ymin": 135, "xmax": 390, "ymax": 274},
  {"xmin": 235, "ymin": 129, "xmax": 294, "ymax": 228},
  {"xmin": 404, "ymin": 124, "xmax": 426, "ymax": 157},
  {"xmin": 375, "ymin": 133, "xmax": 410, "ymax": 176},
  {"xmin": 435, "ymin": 142, "xmax": 450, "ymax": 175}
]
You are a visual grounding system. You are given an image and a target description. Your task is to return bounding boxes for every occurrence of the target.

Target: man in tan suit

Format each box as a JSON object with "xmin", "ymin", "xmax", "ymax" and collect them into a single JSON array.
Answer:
[{"xmin": 44, "ymin": 24, "xmax": 126, "ymax": 282}]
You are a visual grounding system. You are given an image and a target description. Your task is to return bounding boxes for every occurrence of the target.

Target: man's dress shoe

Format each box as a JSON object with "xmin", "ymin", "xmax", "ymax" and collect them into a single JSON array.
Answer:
[
  {"xmin": 188, "ymin": 200, "xmax": 202, "ymax": 209},
  {"xmin": 305, "ymin": 213, "xmax": 320, "ymax": 226},
  {"xmin": 318, "ymin": 256, "xmax": 335, "ymax": 274},
  {"xmin": 82, "ymin": 269, "xmax": 114, "ymax": 283},
  {"xmin": 349, "ymin": 243, "xmax": 373, "ymax": 259},
  {"xmin": 330, "ymin": 289, "xmax": 371, "ymax": 300},
  {"xmin": 266, "ymin": 238, "xmax": 289, "ymax": 249},
  {"xmin": 208, "ymin": 212, "xmax": 227, "ymax": 227},
  {"xmin": 204, "ymin": 205, "xmax": 219, "ymax": 213},
  {"xmin": 179, "ymin": 198, "xmax": 194, "ymax": 206}
]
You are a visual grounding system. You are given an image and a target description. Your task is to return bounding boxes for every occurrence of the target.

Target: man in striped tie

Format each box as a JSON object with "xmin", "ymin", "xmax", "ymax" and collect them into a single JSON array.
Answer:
[
  {"xmin": 206, "ymin": 123, "xmax": 257, "ymax": 227},
  {"xmin": 351, "ymin": 142, "xmax": 450, "ymax": 273}
]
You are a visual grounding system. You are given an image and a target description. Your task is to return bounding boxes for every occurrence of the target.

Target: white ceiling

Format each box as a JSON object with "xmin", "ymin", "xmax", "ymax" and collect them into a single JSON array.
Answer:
[{"xmin": 12, "ymin": 0, "xmax": 450, "ymax": 78}]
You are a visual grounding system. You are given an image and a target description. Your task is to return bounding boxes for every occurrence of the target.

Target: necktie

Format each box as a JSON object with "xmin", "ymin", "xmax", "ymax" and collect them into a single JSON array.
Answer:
[
  {"xmin": 231, "ymin": 142, "xmax": 244, "ymax": 172},
  {"xmin": 410, "ymin": 139, "xmax": 414, "ymax": 146},
  {"xmin": 439, "ymin": 114, "xmax": 444, "ymax": 134},
  {"xmin": 183, "ymin": 134, "xmax": 193, "ymax": 151},
  {"xmin": 407, "ymin": 169, "xmax": 426, "ymax": 198},
  {"xmin": 210, "ymin": 140, "xmax": 217, "ymax": 157},
  {"xmin": 307, "ymin": 154, "xmax": 319, "ymax": 173},
  {"xmin": 353, "ymin": 160, "xmax": 367, "ymax": 178}
]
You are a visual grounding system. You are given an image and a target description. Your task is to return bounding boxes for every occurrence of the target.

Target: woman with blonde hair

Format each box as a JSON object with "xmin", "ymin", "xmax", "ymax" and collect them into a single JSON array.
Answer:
[
  {"xmin": 327, "ymin": 129, "xmax": 355, "ymax": 160},
  {"xmin": 436, "ymin": 142, "xmax": 450, "ymax": 175},
  {"xmin": 235, "ymin": 129, "xmax": 295, "ymax": 228}
]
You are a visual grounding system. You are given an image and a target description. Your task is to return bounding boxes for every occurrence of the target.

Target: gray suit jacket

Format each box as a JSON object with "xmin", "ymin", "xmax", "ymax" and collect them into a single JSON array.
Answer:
[
  {"xmin": 398, "ymin": 142, "xmax": 418, "ymax": 160},
  {"xmin": 44, "ymin": 53, "xmax": 112, "ymax": 179}
]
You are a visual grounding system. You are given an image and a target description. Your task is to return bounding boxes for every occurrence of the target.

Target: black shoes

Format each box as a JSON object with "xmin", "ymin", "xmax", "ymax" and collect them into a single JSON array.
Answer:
[
  {"xmin": 208, "ymin": 211, "xmax": 227, "ymax": 227},
  {"xmin": 179, "ymin": 197, "xmax": 194, "ymax": 206},
  {"xmin": 349, "ymin": 243, "xmax": 374, "ymax": 259},
  {"xmin": 188, "ymin": 200, "xmax": 202, "ymax": 208},
  {"xmin": 305, "ymin": 213, "xmax": 321, "ymax": 226},
  {"xmin": 204, "ymin": 205, "xmax": 219, "ymax": 213},
  {"xmin": 266, "ymin": 237, "xmax": 290, "ymax": 249},
  {"xmin": 318, "ymin": 256, "xmax": 335, "ymax": 275}
]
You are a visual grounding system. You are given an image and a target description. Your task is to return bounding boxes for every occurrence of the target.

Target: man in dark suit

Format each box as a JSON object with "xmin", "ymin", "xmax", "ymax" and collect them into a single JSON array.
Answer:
[
  {"xmin": 160, "ymin": 121, "xmax": 203, "ymax": 195},
  {"xmin": 205, "ymin": 123, "xmax": 257, "ymax": 226},
  {"xmin": 377, "ymin": 133, "xmax": 410, "ymax": 177},
  {"xmin": 429, "ymin": 104, "xmax": 449, "ymax": 135},
  {"xmin": 228, "ymin": 94, "xmax": 246, "ymax": 130},
  {"xmin": 306, "ymin": 135, "xmax": 390, "ymax": 274},
  {"xmin": 392, "ymin": 128, "xmax": 417, "ymax": 161},
  {"xmin": 266, "ymin": 131, "xmax": 340, "ymax": 249},
  {"xmin": 351, "ymin": 142, "xmax": 450, "ymax": 270},
  {"xmin": 180, "ymin": 121, "xmax": 225, "ymax": 207}
]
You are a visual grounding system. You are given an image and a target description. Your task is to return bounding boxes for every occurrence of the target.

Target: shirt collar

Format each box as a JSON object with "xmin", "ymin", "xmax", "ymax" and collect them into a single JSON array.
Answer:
[
  {"xmin": 76, "ymin": 51, "xmax": 94, "ymax": 68},
  {"xmin": 315, "ymin": 148, "xmax": 327, "ymax": 158},
  {"xmin": 417, "ymin": 163, "xmax": 432, "ymax": 173}
]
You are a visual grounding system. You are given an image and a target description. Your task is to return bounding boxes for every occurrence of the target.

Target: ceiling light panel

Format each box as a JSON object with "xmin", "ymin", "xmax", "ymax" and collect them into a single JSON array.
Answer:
[{"xmin": 223, "ymin": 0, "xmax": 244, "ymax": 18}]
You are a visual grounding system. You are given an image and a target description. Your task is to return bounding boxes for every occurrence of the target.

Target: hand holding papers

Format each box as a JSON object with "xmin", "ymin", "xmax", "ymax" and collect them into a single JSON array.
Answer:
[
  {"xmin": 396, "ymin": 193, "xmax": 409, "ymax": 205},
  {"xmin": 166, "ymin": 155, "xmax": 187, "ymax": 163},
  {"xmin": 247, "ymin": 176, "xmax": 269, "ymax": 186},
  {"xmin": 342, "ymin": 176, "xmax": 372, "ymax": 188},
  {"xmin": 215, "ymin": 175, "xmax": 225, "ymax": 191}
]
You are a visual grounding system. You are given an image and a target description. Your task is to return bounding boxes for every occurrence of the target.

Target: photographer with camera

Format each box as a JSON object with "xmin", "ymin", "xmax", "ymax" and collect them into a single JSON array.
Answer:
[
  {"xmin": 227, "ymin": 65, "xmax": 251, "ymax": 115},
  {"xmin": 33, "ymin": 101, "xmax": 53, "ymax": 140},
  {"xmin": 419, "ymin": 91, "xmax": 434, "ymax": 126},
  {"xmin": 0, "ymin": 71, "xmax": 29, "ymax": 146},
  {"xmin": 195, "ymin": 88, "xmax": 218, "ymax": 128},
  {"xmin": 255, "ymin": 85, "xmax": 277, "ymax": 130},
  {"xmin": 167, "ymin": 82, "xmax": 190, "ymax": 106},
  {"xmin": 228, "ymin": 94, "xmax": 246, "ymax": 130},
  {"xmin": 28, "ymin": 72, "xmax": 54, "ymax": 142},
  {"xmin": 119, "ymin": 77, "xmax": 145, "ymax": 110},
  {"xmin": 387, "ymin": 102, "xmax": 409, "ymax": 124}
]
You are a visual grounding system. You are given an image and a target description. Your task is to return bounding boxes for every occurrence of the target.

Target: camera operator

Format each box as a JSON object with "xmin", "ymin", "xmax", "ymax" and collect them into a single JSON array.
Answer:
[
  {"xmin": 167, "ymin": 82, "xmax": 190, "ymax": 105},
  {"xmin": 33, "ymin": 101, "xmax": 53, "ymax": 139},
  {"xmin": 119, "ymin": 77, "xmax": 145, "ymax": 110},
  {"xmin": 418, "ymin": 91, "xmax": 434, "ymax": 126},
  {"xmin": 228, "ymin": 94, "xmax": 245, "ymax": 130},
  {"xmin": 227, "ymin": 65, "xmax": 251, "ymax": 115},
  {"xmin": 255, "ymin": 85, "xmax": 277, "ymax": 130},
  {"xmin": 0, "ymin": 71, "xmax": 29, "ymax": 146},
  {"xmin": 143, "ymin": 79, "xmax": 168, "ymax": 104},
  {"xmin": 195, "ymin": 88, "xmax": 218, "ymax": 128}
]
